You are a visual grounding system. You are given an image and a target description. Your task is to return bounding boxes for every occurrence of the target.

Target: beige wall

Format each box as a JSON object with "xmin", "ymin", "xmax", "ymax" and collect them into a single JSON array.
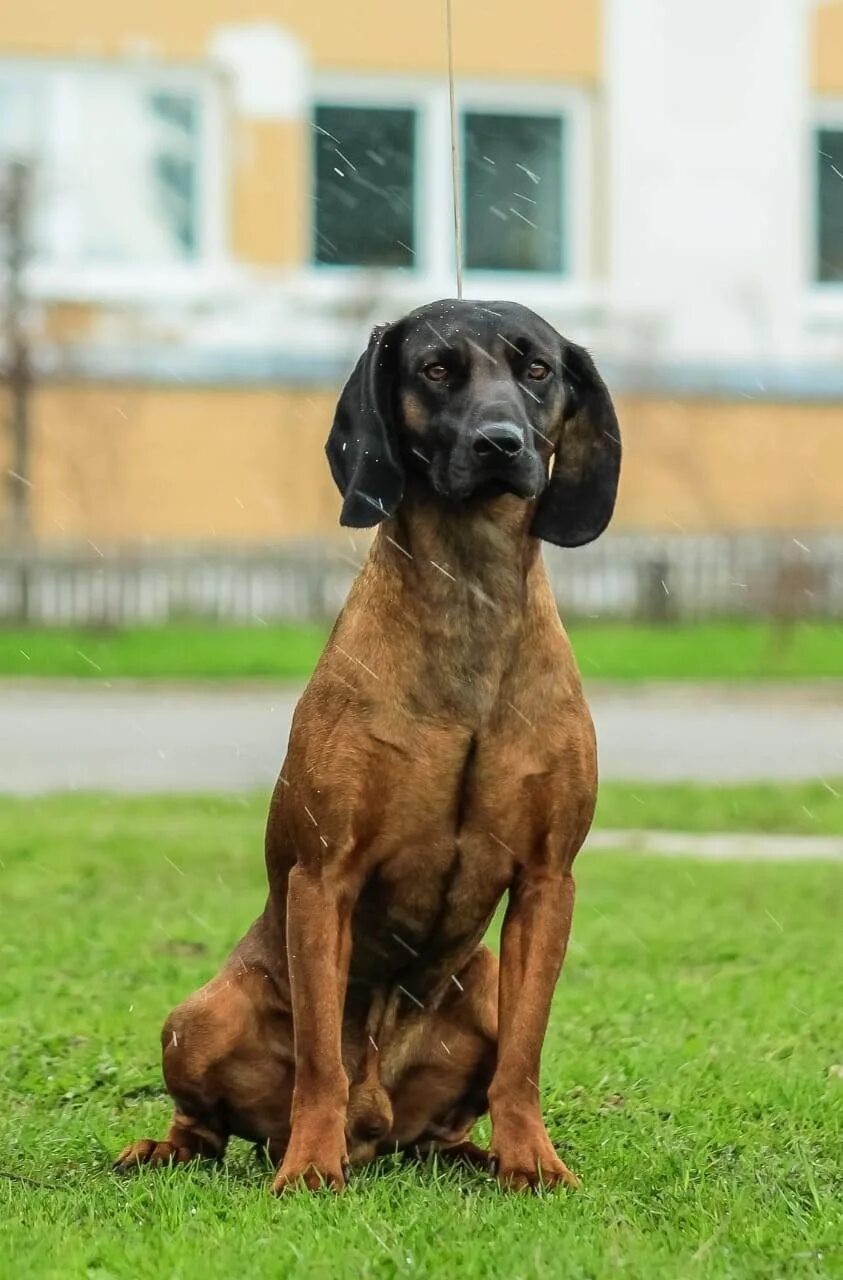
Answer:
[
  {"xmin": 3, "ymin": 1, "xmax": 841, "ymax": 547},
  {"xmin": 0, "ymin": 2, "xmax": 601, "ymax": 270},
  {"xmin": 0, "ymin": 1, "xmax": 600, "ymax": 79},
  {"xmin": 4, "ymin": 1, "xmax": 839, "ymax": 279},
  {"xmin": 813, "ymin": 1, "xmax": 843, "ymax": 95},
  {"xmin": 230, "ymin": 120, "xmax": 307, "ymax": 268},
  {"xmin": 14, "ymin": 383, "xmax": 843, "ymax": 545},
  {"xmin": 7, "ymin": 1, "xmax": 842, "ymax": 94},
  {"xmin": 29, "ymin": 385, "xmax": 339, "ymax": 542},
  {"xmin": 616, "ymin": 397, "xmax": 843, "ymax": 533}
]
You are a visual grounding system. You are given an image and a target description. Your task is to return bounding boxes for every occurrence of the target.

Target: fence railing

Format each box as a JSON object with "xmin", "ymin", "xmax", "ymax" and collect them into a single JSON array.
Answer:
[{"xmin": 0, "ymin": 532, "xmax": 841, "ymax": 627}]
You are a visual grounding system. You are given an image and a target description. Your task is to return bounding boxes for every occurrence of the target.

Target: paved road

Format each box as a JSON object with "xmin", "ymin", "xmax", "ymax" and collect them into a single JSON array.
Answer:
[
  {"xmin": 587, "ymin": 829, "xmax": 843, "ymax": 861},
  {"xmin": 1, "ymin": 680, "xmax": 841, "ymax": 794}
]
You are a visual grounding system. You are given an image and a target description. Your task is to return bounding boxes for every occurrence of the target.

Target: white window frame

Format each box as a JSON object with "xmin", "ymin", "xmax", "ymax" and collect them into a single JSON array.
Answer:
[
  {"xmin": 0, "ymin": 56, "xmax": 229, "ymax": 303},
  {"xmin": 805, "ymin": 100, "xmax": 843, "ymax": 321},
  {"xmin": 306, "ymin": 74, "xmax": 593, "ymax": 311}
]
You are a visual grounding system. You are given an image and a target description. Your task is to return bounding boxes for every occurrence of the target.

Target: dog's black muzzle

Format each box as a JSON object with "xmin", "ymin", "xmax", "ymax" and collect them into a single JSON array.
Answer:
[{"xmin": 429, "ymin": 420, "xmax": 545, "ymax": 503}]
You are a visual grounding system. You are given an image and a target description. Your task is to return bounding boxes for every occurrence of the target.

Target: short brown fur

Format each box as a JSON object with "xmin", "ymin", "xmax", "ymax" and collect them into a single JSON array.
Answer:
[{"xmin": 116, "ymin": 300, "xmax": 616, "ymax": 1194}]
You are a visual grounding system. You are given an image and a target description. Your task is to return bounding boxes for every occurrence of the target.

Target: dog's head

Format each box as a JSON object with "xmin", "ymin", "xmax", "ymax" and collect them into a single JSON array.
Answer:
[{"xmin": 326, "ymin": 298, "xmax": 621, "ymax": 547}]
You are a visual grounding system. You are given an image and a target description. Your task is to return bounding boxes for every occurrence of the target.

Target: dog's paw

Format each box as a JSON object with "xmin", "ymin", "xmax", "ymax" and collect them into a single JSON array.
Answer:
[
  {"xmin": 490, "ymin": 1126, "xmax": 579, "ymax": 1194},
  {"xmin": 271, "ymin": 1155, "xmax": 348, "ymax": 1195},
  {"xmin": 492, "ymin": 1152, "xmax": 579, "ymax": 1193},
  {"xmin": 113, "ymin": 1138, "xmax": 195, "ymax": 1172}
]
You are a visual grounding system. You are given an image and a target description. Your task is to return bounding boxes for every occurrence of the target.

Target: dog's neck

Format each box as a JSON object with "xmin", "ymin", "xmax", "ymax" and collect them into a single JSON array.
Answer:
[
  {"xmin": 359, "ymin": 485, "xmax": 546, "ymax": 720},
  {"xmin": 377, "ymin": 485, "xmax": 540, "ymax": 612}
]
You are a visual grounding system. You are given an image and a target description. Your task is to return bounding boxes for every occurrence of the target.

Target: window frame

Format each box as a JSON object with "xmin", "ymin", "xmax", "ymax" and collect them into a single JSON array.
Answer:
[
  {"xmin": 308, "ymin": 74, "xmax": 592, "ymax": 306},
  {"xmin": 310, "ymin": 98, "xmax": 423, "ymax": 273},
  {"xmin": 0, "ymin": 55, "xmax": 228, "ymax": 301},
  {"xmin": 806, "ymin": 101, "xmax": 843, "ymax": 328}
]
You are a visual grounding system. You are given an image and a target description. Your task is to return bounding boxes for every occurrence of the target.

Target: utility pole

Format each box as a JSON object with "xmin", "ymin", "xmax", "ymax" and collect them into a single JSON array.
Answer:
[{"xmin": 1, "ymin": 160, "xmax": 33, "ymax": 616}]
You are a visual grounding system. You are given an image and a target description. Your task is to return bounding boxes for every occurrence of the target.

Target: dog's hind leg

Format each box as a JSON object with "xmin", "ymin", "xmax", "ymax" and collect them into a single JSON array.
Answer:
[
  {"xmin": 115, "ymin": 962, "xmax": 293, "ymax": 1173},
  {"xmin": 114, "ymin": 996, "xmax": 232, "ymax": 1171},
  {"xmin": 114, "ymin": 1109, "xmax": 228, "ymax": 1170}
]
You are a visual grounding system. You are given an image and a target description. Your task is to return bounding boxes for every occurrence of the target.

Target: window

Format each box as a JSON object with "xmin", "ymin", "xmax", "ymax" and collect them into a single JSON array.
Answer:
[
  {"xmin": 0, "ymin": 75, "xmax": 39, "ymax": 160},
  {"xmin": 816, "ymin": 128, "xmax": 843, "ymax": 284},
  {"xmin": 311, "ymin": 82, "xmax": 585, "ymax": 284},
  {"xmin": 0, "ymin": 61, "xmax": 217, "ymax": 268},
  {"xmin": 463, "ymin": 112, "xmax": 565, "ymax": 273},
  {"xmin": 73, "ymin": 82, "xmax": 201, "ymax": 262},
  {"xmin": 313, "ymin": 105, "xmax": 416, "ymax": 267}
]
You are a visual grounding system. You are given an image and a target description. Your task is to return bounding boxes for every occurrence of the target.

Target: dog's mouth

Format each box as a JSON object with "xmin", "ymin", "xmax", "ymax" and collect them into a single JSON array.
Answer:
[
  {"xmin": 427, "ymin": 450, "xmax": 545, "ymax": 505},
  {"xmin": 462, "ymin": 474, "xmax": 539, "ymax": 502}
]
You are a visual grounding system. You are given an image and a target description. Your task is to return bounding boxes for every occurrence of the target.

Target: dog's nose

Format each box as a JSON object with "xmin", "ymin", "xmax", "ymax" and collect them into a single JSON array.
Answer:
[{"xmin": 472, "ymin": 423, "xmax": 525, "ymax": 459}]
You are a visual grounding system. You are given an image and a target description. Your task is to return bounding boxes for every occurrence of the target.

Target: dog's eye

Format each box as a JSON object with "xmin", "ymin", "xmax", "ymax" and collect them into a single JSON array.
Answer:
[
  {"xmin": 422, "ymin": 363, "xmax": 449, "ymax": 383},
  {"xmin": 526, "ymin": 360, "xmax": 551, "ymax": 381}
]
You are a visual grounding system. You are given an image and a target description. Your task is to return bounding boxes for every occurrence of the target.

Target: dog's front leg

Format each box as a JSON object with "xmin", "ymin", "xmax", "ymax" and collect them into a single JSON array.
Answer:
[
  {"xmin": 488, "ymin": 866, "xmax": 579, "ymax": 1192},
  {"xmin": 272, "ymin": 864, "xmax": 356, "ymax": 1194}
]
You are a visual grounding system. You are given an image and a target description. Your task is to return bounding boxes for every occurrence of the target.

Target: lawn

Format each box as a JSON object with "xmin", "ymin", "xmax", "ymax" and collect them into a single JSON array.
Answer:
[
  {"xmin": 594, "ymin": 779, "xmax": 843, "ymax": 837},
  {"xmin": 2, "ymin": 619, "xmax": 842, "ymax": 681},
  {"xmin": 2, "ymin": 794, "xmax": 841, "ymax": 1279}
]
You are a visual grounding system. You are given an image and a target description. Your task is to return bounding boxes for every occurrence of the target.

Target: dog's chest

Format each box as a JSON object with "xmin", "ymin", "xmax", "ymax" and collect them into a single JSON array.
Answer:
[
  {"xmin": 350, "ymin": 825, "xmax": 511, "ymax": 987},
  {"xmin": 345, "ymin": 726, "xmax": 533, "ymax": 983}
]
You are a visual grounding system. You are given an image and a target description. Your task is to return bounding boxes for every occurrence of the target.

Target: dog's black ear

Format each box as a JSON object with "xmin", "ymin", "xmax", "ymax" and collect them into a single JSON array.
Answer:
[
  {"xmin": 530, "ymin": 341, "xmax": 621, "ymax": 547},
  {"xmin": 326, "ymin": 323, "xmax": 405, "ymax": 527}
]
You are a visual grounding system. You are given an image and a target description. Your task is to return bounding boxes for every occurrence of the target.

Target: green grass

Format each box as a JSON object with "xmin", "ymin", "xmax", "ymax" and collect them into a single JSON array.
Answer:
[
  {"xmin": 2, "ymin": 793, "xmax": 841, "ymax": 1279},
  {"xmin": 572, "ymin": 620, "xmax": 843, "ymax": 682},
  {"xmin": 1, "ymin": 623, "xmax": 330, "ymax": 680},
  {"xmin": 596, "ymin": 780, "xmax": 843, "ymax": 836},
  {"xmin": 2, "ymin": 619, "xmax": 842, "ymax": 681}
]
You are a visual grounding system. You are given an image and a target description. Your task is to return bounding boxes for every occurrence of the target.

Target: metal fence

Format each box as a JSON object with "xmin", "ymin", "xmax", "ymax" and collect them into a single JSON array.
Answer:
[{"xmin": 0, "ymin": 532, "xmax": 841, "ymax": 627}]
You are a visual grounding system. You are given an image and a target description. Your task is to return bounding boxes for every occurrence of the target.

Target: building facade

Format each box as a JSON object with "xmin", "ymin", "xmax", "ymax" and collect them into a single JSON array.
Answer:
[{"xmin": 1, "ymin": 0, "xmax": 842, "ymax": 544}]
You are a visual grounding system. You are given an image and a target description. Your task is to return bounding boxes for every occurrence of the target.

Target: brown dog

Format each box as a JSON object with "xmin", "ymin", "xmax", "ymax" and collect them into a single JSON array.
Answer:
[{"xmin": 115, "ymin": 298, "xmax": 621, "ymax": 1192}]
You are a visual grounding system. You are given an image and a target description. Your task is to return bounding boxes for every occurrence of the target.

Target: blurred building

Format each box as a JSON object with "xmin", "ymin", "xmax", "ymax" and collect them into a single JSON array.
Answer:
[{"xmin": 0, "ymin": 0, "xmax": 842, "ymax": 547}]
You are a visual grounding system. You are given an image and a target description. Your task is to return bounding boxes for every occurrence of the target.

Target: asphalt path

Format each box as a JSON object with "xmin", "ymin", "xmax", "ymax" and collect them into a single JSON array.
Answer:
[{"xmin": 1, "ymin": 680, "xmax": 840, "ymax": 794}]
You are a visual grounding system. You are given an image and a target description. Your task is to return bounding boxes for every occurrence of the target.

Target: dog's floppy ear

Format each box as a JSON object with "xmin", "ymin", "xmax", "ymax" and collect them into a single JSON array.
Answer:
[
  {"xmin": 326, "ymin": 322, "xmax": 405, "ymax": 527},
  {"xmin": 530, "ymin": 341, "xmax": 621, "ymax": 547}
]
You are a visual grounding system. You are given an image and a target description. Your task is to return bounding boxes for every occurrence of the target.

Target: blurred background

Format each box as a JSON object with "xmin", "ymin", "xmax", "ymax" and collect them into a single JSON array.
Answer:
[
  {"xmin": 3, "ymin": 14, "xmax": 842, "ymax": 1259},
  {"xmin": 0, "ymin": 0, "xmax": 842, "ymax": 639}
]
